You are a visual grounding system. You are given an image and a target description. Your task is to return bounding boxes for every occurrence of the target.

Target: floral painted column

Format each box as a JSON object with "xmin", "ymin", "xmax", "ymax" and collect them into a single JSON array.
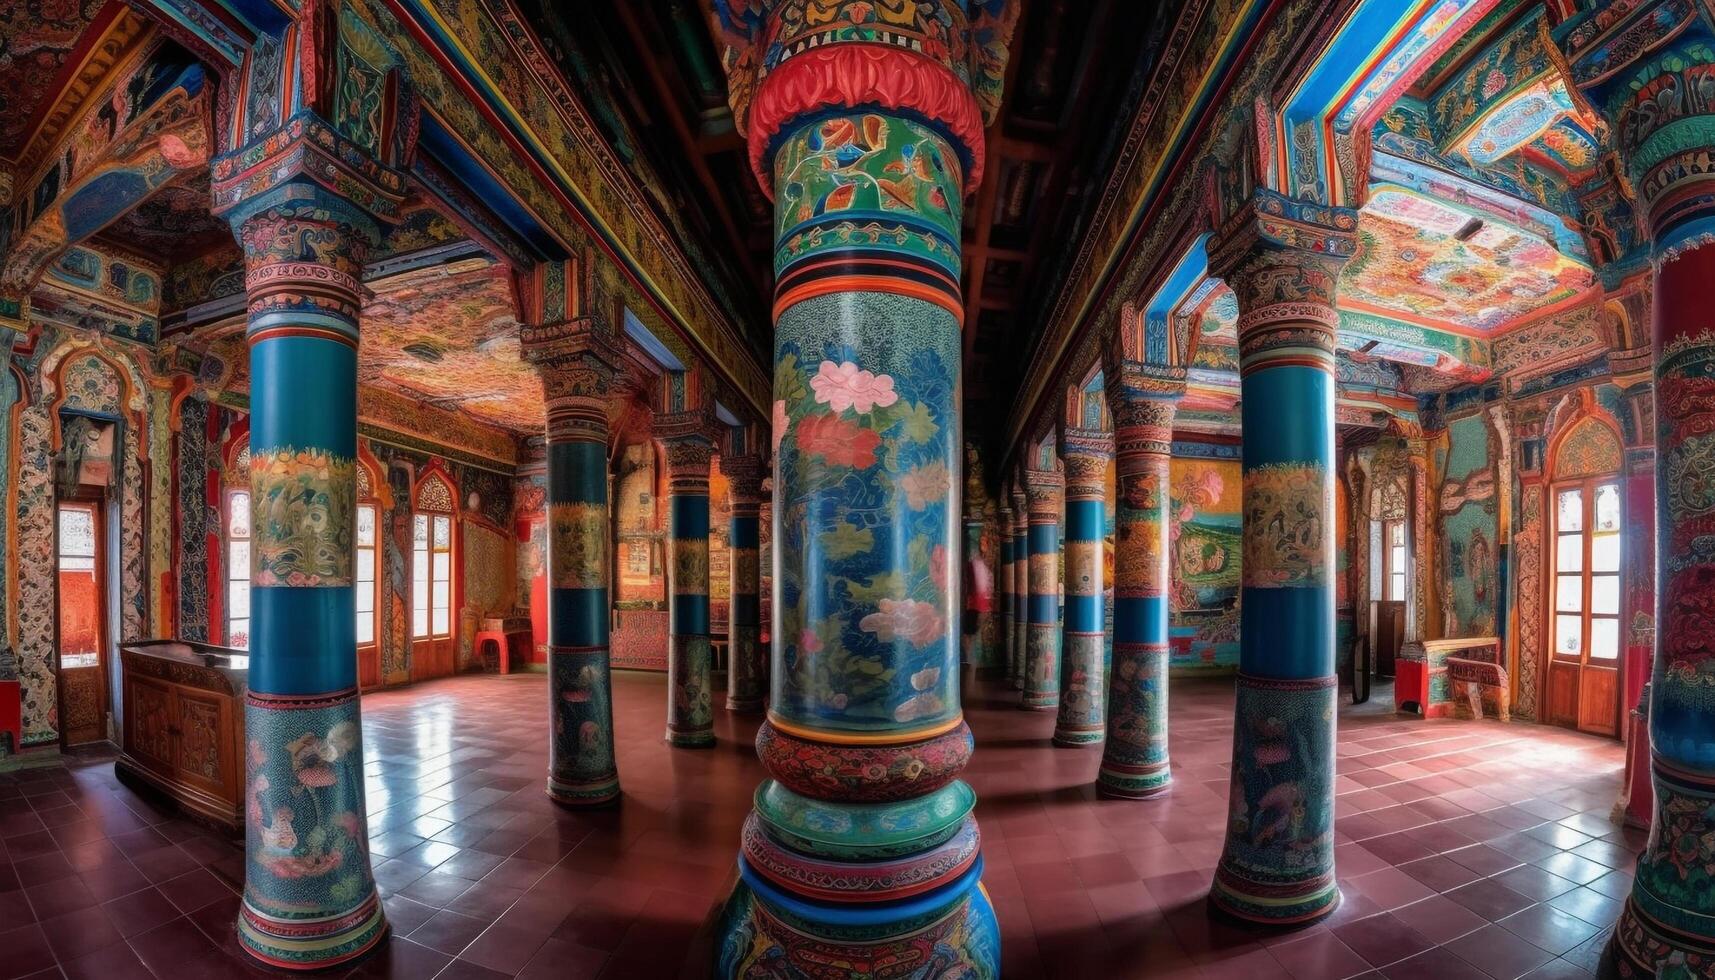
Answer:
[
  {"xmin": 1207, "ymin": 191, "xmax": 1357, "ymax": 926},
  {"xmin": 1097, "ymin": 357, "xmax": 1184, "ymax": 797},
  {"xmin": 723, "ymin": 453, "xmax": 766, "ymax": 713},
  {"xmin": 656, "ymin": 409, "xmax": 717, "ymax": 748},
  {"xmin": 997, "ymin": 499, "xmax": 1015, "ymax": 679},
  {"xmin": 1010, "ymin": 482, "xmax": 1029, "ymax": 691},
  {"xmin": 1054, "ymin": 427, "xmax": 1112, "ymax": 745},
  {"xmin": 210, "ymin": 121, "xmax": 407, "ymax": 968},
  {"xmin": 1558, "ymin": 7, "xmax": 1715, "ymax": 975},
  {"xmin": 520, "ymin": 264, "xmax": 625, "ymax": 806},
  {"xmin": 1023, "ymin": 466, "xmax": 1065, "ymax": 710},
  {"xmin": 709, "ymin": 0, "xmax": 1017, "ymax": 971}
]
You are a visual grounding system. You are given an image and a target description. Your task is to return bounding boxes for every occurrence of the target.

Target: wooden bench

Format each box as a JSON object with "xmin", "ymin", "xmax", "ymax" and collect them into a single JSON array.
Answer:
[
  {"xmin": 1396, "ymin": 637, "xmax": 1500, "ymax": 719},
  {"xmin": 1446, "ymin": 644, "xmax": 1509, "ymax": 722}
]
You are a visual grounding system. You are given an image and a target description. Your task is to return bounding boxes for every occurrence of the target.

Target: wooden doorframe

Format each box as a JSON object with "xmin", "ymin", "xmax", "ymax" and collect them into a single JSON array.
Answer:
[
  {"xmin": 1545, "ymin": 476, "xmax": 1623, "ymax": 737},
  {"xmin": 54, "ymin": 492, "xmax": 110, "ymax": 748},
  {"xmin": 409, "ymin": 465, "xmax": 460, "ymax": 681}
]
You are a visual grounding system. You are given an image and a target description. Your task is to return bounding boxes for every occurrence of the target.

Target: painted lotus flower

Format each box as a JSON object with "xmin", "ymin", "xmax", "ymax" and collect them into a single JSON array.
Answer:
[
  {"xmin": 797, "ymin": 414, "xmax": 881, "ymax": 469},
  {"xmin": 930, "ymin": 543, "xmax": 951, "ymax": 592},
  {"xmin": 811, "ymin": 360, "xmax": 898, "ymax": 414},
  {"xmin": 901, "ymin": 461, "xmax": 951, "ymax": 511},
  {"xmin": 860, "ymin": 598, "xmax": 943, "ymax": 648}
]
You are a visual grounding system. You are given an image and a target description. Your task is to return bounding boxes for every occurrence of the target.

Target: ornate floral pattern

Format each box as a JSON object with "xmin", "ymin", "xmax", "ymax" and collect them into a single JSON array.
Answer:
[
  {"xmin": 548, "ymin": 501, "xmax": 605, "ymax": 590},
  {"xmin": 1241, "ymin": 463, "xmax": 1331, "ymax": 588},
  {"xmin": 250, "ymin": 448, "xmax": 356, "ymax": 587}
]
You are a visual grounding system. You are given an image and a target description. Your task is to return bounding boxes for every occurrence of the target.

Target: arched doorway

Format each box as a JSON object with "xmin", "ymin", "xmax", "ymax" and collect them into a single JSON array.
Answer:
[{"xmin": 1543, "ymin": 408, "xmax": 1625, "ymax": 736}]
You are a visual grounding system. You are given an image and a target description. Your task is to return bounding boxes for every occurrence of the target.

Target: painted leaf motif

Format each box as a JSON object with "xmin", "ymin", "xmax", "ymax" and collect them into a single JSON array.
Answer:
[
  {"xmin": 820, "ymin": 522, "xmax": 874, "ymax": 559},
  {"xmin": 820, "ymin": 182, "xmax": 857, "ymax": 214},
  {"xmin": 878, "ymin": 176, "xmax": 917, "ymax": 210},
  {"xmin": 900, "ymin": 402, "xmax": 938, "ymax": 443},
  {"xmin": 862, "ymin": 114, "xmax": 887, "ymax": 150},
  {"xmin": 914, "ymin": 154, "xmax": 935, "ymax": 180},
  {"xmin": 846, "ymin": 572, "xmax": 900, "ymax": 603}
]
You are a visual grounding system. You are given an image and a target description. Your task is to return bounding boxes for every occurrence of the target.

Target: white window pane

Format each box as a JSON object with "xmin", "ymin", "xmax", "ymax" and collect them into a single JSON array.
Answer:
[
  {"xmin": 1558, "ymin": 489, "xmax": 1583, "ymax": 531},
  {"xmin": 413, "ymin": 583, "xmax": 429, "ymax": 613},
  {"xmin": 413, "ymin": 548, "xmax": 429, "ymax": 582},
  {"xmin": 357, "ymin": 506, "xmax": 376, "ymax": 547},
  {"xmin": 230, "ymin": 540, "xmax": 251, "ymax": 574},
  {"xmin": 58, "ymin": 508, "xmax": 95, "ymax": 557},
  {"xmin": 1389, "ymin": 573, "xmax": 1406, "ymax": 602},
  {"xmin": 1556, "ymin": 533, "xmax": 1583, "ymax": 572},
  {"xmin": 1591, "ymin": 618, "xmax": 1620, "ymax": 660},
  {"xmin": 230, "ymin": 619, "xmax": 249, "ymax": 650},
  {"xmin": 1389, "ymin": 523, "xmax": 1403, "ymax": 546},
  {"xmin": 414, "ymin": 515, "xmax": 428, "ymax": 545},
  {"xmin": 1592, "ymin": 574, "xmax": 1620, "ymax": 615},
  {"xmin": 433, "ymin": 553, "xmax": 450, "ymax": 579},
  {"xmin": 432, "ymin": 608, "xmax": 449, "ymax": 634},
  {"xmin": 432, "ymin": 582, "xmax": 449, "ymax": 608},
  {"xmin": 61, "ymin": 556, "xmax": 95, "ymax": 572},
  {"xmin": 1596, "ymin": 484, "xmax": 1620, "ymax": 532},
  {"xmin": 1555, "ymin": 615, "xmax": 1583, "ymax": 655},
  {"xmin": 229, "ymin": 584, "xmax": 250, "ymax": 619},
  {"xmin": 356, "ymin": 550, "xmax": 375, "ymax": 583},
  {"xmin": 229, "ymin": 492, "xmax": 251, "ymax": 536},
  {"xmin": 434, "ymin": 516, "xmax": 451, "ymax": 549},
  {"xmin": 355, "ymin": 586, "xmax": 373, "ymax": 614},
  {"xmin": 1593, "ymin": 533, "xmax": 1620, "ymax": 573},
  {"xmin": 356, "ymin": 615, "xmax": 374, "ymax": 645},
  {"xmin": 1554, "ymin": 575, "xmax": 1582, "ymax": 612},
  {"xmin": 413, "ymin": 609, "xmax": 428, "ymax": 637}
]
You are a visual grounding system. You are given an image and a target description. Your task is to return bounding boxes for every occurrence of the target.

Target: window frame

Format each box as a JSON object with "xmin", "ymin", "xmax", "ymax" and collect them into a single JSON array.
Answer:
[
  {"xmin": 355, "ymin": 500, "xmax": 380, "ymax": 648},
  {"xmin": 1382, "ymin": 518, "xmax": 1408, "ymax": 603},
  {"xmin": 55, "ymin": 499, "xmax": 105, "ymax": 669},
  {"xmin": 411, "ymin": 470, "xmax": 457, "ymax": 642},
  {"xmin": 225, "ymin": 485, "xmax": 252, "ymax": 650},
  {"xmin": 1550, "ymin": 477, "xmax": 1622, "ymax": 665}
]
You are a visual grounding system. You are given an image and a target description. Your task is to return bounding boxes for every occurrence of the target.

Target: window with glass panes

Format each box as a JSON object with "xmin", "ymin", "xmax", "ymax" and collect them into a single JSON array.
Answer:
[
  {"xmin": 1553, "ymin": 481, "xmax": 1621, "ymax": 663},
  {"xmin": 57, "ymin": 503, "xmax": 100, "ymax": 668},
  {"xmin": 227, "ymin": 489, "xmax": 251, "ymax": 649},
  {"xmin": 413, "ymin": 511, "xmax": 452, "ymax": 639},
  {"xmin": 1384, "ymin": 520, "xmax": 1407, "ymax": 602},
  {"xmin": 356, "ymin": 503, "xmax": 378, "ymax": 644}
]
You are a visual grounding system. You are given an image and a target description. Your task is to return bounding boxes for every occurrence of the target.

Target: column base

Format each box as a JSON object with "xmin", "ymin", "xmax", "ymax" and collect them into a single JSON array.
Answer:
[
  {"xmin": 240, "ymin": 689, "xmax": 388, "ymax": 969},
  {"xmin": 726, "ymin": 696, "xmax": 766, "ymax": 713},
  {"xmin": 1097, "ymin": 760, "xmax": 1172, "ymax": 799},
  {"xmin": 667, "ymin": 728, "xmax": 716, "ymax": 748},
  {"xmin": 547, "ymin": 773, "xmax": 620, "ymax": 807},
  {"xmin": 1210, "ymin": 674, "xmax": 1338, "ymax": 927},
  {"xmin": 1597, "ymin": 758, "xmax": 1715, "ymax": 978},
  {"xmin": 1052, "ymin": 729, "xmax": 1104, "ymax": 747},
  {"xmin": 715, "ymin": 856, "xmax": 999, "ymax": 978}
]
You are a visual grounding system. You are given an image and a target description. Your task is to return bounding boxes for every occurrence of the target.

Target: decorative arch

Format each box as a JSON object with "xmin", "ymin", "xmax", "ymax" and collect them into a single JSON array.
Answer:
[
  {"xmin": 45, "ymin": 344, "xmax": 147, "ymax": 453},
  {"xmin": 1543, "ymin": 388, "xmax": 1623, "ymax": 479},
  {"xmin": 414, "ymin": 463, "xmax": 457, "ymax": 514}
]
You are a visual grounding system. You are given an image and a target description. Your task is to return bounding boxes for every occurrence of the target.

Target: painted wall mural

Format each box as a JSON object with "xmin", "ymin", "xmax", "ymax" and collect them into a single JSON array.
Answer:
[
  {"xmin": 1440, "ymin": 413, "xmax": 1500, "ymax": 637},
  {"xmin": 1168, "ymin": 455, "xmax": 1240, "ymax": 670}
]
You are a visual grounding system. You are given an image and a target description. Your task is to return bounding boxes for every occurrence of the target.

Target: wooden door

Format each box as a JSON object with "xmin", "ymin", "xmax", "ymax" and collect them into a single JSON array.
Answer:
[
  {"xmin": 1372, "ymin": 601, "xmax": 1405, "ymax": 677},
  {"xmin": 56, "ymin": 500, "xmax": 108, "ymax": 746},
  {"xmin": 1548, "ymin": 480, "xmax": 1622, "ymax": 737},
  {"xmin": 410, "ymin": 511, "xmax": 456, "ymax": 680}
]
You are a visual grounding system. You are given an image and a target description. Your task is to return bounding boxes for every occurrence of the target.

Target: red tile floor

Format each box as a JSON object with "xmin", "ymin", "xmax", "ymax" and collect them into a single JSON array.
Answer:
[{"xmin": 0, "ymin": 669, "xmax": 1633, "ymax": 979}]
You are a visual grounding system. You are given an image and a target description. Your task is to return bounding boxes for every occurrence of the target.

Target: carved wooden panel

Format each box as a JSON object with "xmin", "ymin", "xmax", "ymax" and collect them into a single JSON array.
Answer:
[
  {"xmin": 1545, "ymin": 662, "xmax": 1579, "ymax": 730},
  {"xmin": 59, "ymin": 667, "xmax": 104, "ymax": 746},
  {"xmin": 129, "ymin": 675, "xmax": 175, "ymax": 771},
  {"xmin": 1578, "ymin": 666, "xmax": 1618, "ymax": 738},
  {"xmin": 175, "ymin": 689, "xmax": 225, "ymax": 789}
]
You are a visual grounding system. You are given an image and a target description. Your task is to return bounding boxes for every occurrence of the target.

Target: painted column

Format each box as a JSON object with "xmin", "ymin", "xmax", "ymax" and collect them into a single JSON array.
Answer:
[
  {"xmin": 1207, "ymin": 191, "xmax": 1356, "ymax": 926},
  {"xmin": 710, "ymin": 0, "xmax": 1017, "ymax": 971},
  {"xmin": 1556, "ymin": 9, "xmax": 1715, "ymax": 973},
  {"xmin": 1098, "ymin": 362, "xmax": 1184, "ymax": 797},
  {"xmin": 1054, "ymin": 428, "xmax": 1112, "ymax": 745},
  {"xmin": 520, "ymin": 275, "xmax": 625, "ymax": 807},
  {"xmin": 1009, "ymin": 483, "xmax": 1029, "ymax": 691},
  {"xmin": 1022, "ymin": 466, "xmax": 1064, "ymax": 709},
  {"xmin": 723, "ymin": 454, "xmax": 766, "ymax": 713},
  {"xmin": 656, "ymin": 414, "xmax": 716, "ymax": 748},
  {"xmin": 996, "ymin": 501, "xmax": 1015, "ymax": 678},
  {"xmin": 212, "ymin": 167, "xmax": 402, "ymax": 966}
]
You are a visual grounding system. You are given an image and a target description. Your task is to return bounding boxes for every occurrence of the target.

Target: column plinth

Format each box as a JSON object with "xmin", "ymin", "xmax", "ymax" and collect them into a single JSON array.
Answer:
[
  {"xmin": 212, "ymin": 126, "xmax": 406, "ymax": 967},
  {"xmin": 657, "ymin": 415, "xmax": 717, "ymax": 748},
  {"xmin": 1054, "ymin": 428, "xmax": 1112, "ymax": 745},
  {"xmin": 1206, "ymin": 191, "xmax": 1356, "ymax": 927},
  {"xmin": 723, "ymin": 454, "xmax": 766, "ymax": 713},
  {"xmin": 1097, "ymin": 366, "xmax": 1183, "ymax": 797},
  {"xmin": 523, "ymin": 304, "xmax": 625, "ymax": 807},
  {"xmin": 709, "ymin": 0, "xmax": 1017, "ymax": 970}
]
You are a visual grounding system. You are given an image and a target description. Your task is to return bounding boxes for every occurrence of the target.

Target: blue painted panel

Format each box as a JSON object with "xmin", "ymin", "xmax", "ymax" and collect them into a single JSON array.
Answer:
[
  {"xmin": 249, "ymin": 587, "xmax": 356, "ymax": 694},
  {"xmin": 551, "ymin": 588, "xmax": 609, "ymax": 648},
  {"xmin": 1239, "ymin": 587, "xmax": 1335, "ymax": 679},
  {"xmin": 249, "ymin": 338, "xmax": 356, "ymax": 457}
]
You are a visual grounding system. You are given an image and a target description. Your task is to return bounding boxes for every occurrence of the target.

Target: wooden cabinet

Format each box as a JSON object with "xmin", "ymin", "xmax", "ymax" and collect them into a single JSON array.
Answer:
[{"xmin": 116, "ymin": 641, "xmax": 248, "ymax": 833}]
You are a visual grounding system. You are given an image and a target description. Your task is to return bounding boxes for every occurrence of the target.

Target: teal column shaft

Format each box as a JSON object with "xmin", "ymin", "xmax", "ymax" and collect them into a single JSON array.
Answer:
[
  {"xmin": 1022, "ymin": 500, "xmax": 1062, "ymax": 710},
  {"xmin": 666, "ymin": 466, "xmax": 714, "ymax": 748},
  {"xmin": 546, "ymin": 429, "xmax": 618, "ymax": 805}
]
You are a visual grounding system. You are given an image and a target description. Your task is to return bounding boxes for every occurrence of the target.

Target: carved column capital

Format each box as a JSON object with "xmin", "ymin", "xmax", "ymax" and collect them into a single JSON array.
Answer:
[
  {"xmin": 720, "ymin": 453, "xmax": 766, "ymax": 510},
  {"xmin": 1024, "ymin": 467, "xmax": 1064, "ymax": 522},
  {"xmin": 1060, "ymin": 427, "xmax": 1113, "ymax": 501}
]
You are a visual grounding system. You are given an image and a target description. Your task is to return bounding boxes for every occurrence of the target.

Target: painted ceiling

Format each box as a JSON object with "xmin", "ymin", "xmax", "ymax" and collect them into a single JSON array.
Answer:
[
  {"xmin": 1341, "ymin": 187, "xmax": 1594, "ymax": 334},
  {"xmin": 358, "ymin": 258, "xmax": 544, "ymax": 436},
  {"xmin": 90, "ymin": 175, "xmax": 231, "ymax": 263},
  {"xmin": 0, "ymin": 0, "xmax": 111, "ymax": 156}
]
